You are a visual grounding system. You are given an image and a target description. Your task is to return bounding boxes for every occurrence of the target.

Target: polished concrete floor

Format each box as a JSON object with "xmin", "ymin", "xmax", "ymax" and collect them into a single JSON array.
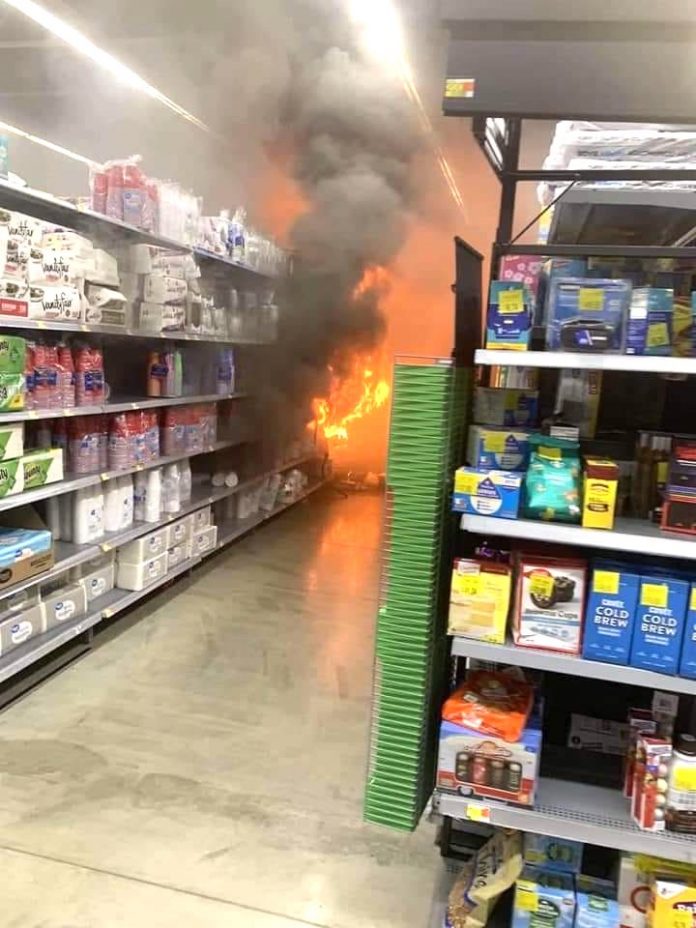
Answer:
[{"xmin": 0, "ymin": 489, "xmax": 439, "ymax": 927}]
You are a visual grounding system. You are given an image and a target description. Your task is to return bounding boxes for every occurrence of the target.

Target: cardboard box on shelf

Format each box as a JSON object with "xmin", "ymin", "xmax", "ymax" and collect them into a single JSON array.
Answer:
[
  {"xmin": 117, "ymin": 552, "xmax": 166, "ymax": 591},
  {"xmin": 575, "ymin": 876, "xmax": 620, "ymax": 928},
  {"xmin": 118, "ymin": 527, "xmax": 168, "ymax": 563},
  {"xmin": 650, "ymin": 879, "xmax": 696, "ymax": 928},
  {"xmin": 583, "ymin": 566, "xmax": 640, "ymax": 666},
  {"xmin": 513, "ymin": 554, "xmax": 587, "ymax": 655},
  {"xmin": 512, "ymin": 866, "xmax": 575, "ymax": 928},
  {"xmin": 467, "ymin": 425, "xmax": 532, "ymax": 472},
  {"xmin": 629, "ymin": 576, "xmax": 688, "ymax": 675},
  {"xmin": 0, "ymin": 507, "xmax": 53, "ymax": 592},
  {"xmin": 0, "ymin": 600, "xmax": 44, "ymax": 657},
  {"xmin": 486, "ymin": 281, "xmax": 532, "ymax": 351},
  {"xmin": 436, "ymin": 709, "xmax": 542, "ymax": 807},
  {"xmin": 166, "ymin": 514, "xmax": 193, "ymax": 548},
  {"xmin": 448, "ymin": 558, "xmax": 512, "ymax": 644},
  {"xmin": 190, "ymin": 524, "xmax": 217, "ymax": 556},
  {"xmin": 453, "ymin": 468, "xmax": 523, "ymax": 519},
  {"xmin": 522, "ymin": 834, "xmax": 583, "ymax": 874},
  {"xmin": 21, "ymin": 448, "xmax": 63, "ymax": 490},
  {"xmin": 42, "ymin": 583, "xmax": 87, "ymax": 632}
]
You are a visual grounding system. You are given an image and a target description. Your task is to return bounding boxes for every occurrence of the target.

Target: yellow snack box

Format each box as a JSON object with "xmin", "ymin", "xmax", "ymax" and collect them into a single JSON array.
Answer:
[
  {"xmin": 583, "ymin": 457, "xmax": 619, "ymax": 530},
  {"xmin": 650, "ymin": 878, "xmax": 696, "ymax": 928},
  {"xmin": 448, "ymin": 558, "xmax": 512, "ymax": 644}
]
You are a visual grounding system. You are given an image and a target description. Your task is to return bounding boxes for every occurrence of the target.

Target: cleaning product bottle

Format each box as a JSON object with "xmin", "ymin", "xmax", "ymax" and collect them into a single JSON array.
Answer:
[
  {"xmin": 145, "ymin": 467, "xmax": 161, "ymax": 522},
  {"xmin": 179, "ymin": 459, "xmax": 192, "ymax": 501},
  {"xmin": 104, "ymin": 478, "xmax": 121, "ymax": 533},
  {"xmin": 119, "ymin": 475, "xmax": 134, "ymax": 529},
  {"xmin": 73, "ymin": 486, "xmax": 105, "ymax": 544},
  {"xmin": 162, "ymin": 462, "xmax": 181, "ymax": 514},
  {"xmin": 134, "ymin": 471, "xmax": 148, "ymax": 522}
]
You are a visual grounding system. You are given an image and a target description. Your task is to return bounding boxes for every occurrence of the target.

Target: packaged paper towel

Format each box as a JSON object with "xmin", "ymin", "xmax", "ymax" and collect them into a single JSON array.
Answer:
[{"xmin": 28, "ymin": 284, "xmax": 84, "ymax": 322}]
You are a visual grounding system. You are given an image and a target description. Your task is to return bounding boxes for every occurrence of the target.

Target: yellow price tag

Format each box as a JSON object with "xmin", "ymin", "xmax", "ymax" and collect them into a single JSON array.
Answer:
[
  {"xmin": 539, "ymin": 445, "xmax": 561, "ymax": 461},
  {"xmin": 690, "ymin": 587, "xmax": 696, "ymax": 612},
  {"xmin": 579, "ymin": 288, "xmax": 605, "ymax": 311},
  {"xmin": 103, "ymin": 608, "xmax": 113, "ymax": 619},
  {"xmin": 673, "ymin": 767, "xmax": 696, "ymax": 791},
  {"xmin": 594, "ymin": 570, "xmax": 620, "ymax": 595},
  {"xmin": 455, "ymin": 472, "xmax": 480, "ymax": 495},
  {"xmin": 515, "ymin": 886, "xmax": 538, "ymax": 912},
  {"xmin": 641, "ymin": 582, "xmax": 668, "ymax": 608},
  {"xmin": 465, "ymin": 804, "xmax": 490, "ymax": 823},
  {"xmin": 457, "ymin": 574, "xmax": 481, "ymax": 598},
  {"xmin": 100, "ymin": 542, "xmax": 112, "ymax": 552},
  {"xmin": 483, "ymin": 432, "xmax": 507, "ymax": 453},
  {"xmin": 444, "ymin": 77, "xmax": 476, "ymax": 99},
  {"xmin": 530, "ymin": 572, "xmax": 554, "ymax": 600},
  {"xmin": 498, "ymin": 289, "xmax": 524, "ymax": 314},
  {"xmin": 647, "ymin": 322, "xmax": 670, "ymax": 348},
  {"xmin": 673, "ymin": 912, "xmax": 692, "ymax": 928}
]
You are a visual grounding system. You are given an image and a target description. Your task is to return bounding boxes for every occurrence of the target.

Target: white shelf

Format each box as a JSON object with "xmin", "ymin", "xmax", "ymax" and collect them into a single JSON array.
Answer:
[
  {"xmin": 460, "ymin": 512, "xmax": 696, "ymax": 560},
  {"xmin": 0, "ymin": 438, "xmax": 243, "ymax": 514},
  {"xmin": 0, "ymin": 392, "xmax": 245, "ymax": 424},
  {"xmin": 475, "ymin": 349, "xmax": 696, "ymax": 375},
  {"xmin": 0, "ymin": 475, "xmax": 326, "ymax": 686},
  {"xmin": 434, "ymin": 780, "xmax": 696, "ymax": 862},
  {"xmin": 451, "ymin": 636, "xmax": 696, "ymax": 695},
  {"xmin": 0, "ymin": 315, "xmax": 268, "ymax": 346}
]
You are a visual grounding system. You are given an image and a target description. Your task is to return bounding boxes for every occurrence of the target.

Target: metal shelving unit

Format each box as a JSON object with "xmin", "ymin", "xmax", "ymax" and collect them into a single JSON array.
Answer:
[
  {"xmin": 0, "ymin": 478, "xmax": 326, "ymax": 687},
  {"xmin": 0, "ymin": 391, "xmax": 245, "ymax": 424},
  {"xmin": 434, "ymin": 780, "xmax": 696, "ymax": 862},
  {"xmin": 450, "ymin": 636, "xmax": 696, "ymax": 696},
  {"xmin": 459, "ymin": 513, "xmax": 696, "ymax": 560},
  {"xmin": 475, "ymin": 349, "xmax": 696, "ymax": 375}
]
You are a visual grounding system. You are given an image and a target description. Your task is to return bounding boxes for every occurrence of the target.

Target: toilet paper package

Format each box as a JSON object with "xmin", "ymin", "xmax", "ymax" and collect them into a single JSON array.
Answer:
[
  {"xmin": 28, "ymin": 285, "xmax": 84, "ymax": 322},
  {"xmin": 142, "ymin": 274, "xmax": 187, "ymax": 304},
  {"xmin": 0, "ymin": 601, "xmax": 45, "ymax": 656},
  {"xmin": 86, "ymin": 249, "xmax": 119, "ymax": 287},
  {"xmin": 42, "ymin": 583, "xmax": 87, "ymax": 631}
]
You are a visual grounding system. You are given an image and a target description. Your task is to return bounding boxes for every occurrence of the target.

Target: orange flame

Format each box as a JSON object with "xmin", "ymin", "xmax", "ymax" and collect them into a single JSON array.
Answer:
[{"xmin": 311, "ymin": 365, "xmax": 390, "ymax": 443}]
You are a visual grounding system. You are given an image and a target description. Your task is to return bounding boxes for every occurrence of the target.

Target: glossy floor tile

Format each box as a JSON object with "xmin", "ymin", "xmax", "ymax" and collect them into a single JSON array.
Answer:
[{"xmin": 0, "ymin": 489, "xmax": 439, "ymax": 927}]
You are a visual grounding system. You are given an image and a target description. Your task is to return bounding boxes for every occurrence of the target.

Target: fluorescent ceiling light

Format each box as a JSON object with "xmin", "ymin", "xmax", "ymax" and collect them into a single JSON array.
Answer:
[
  {"xmin": 1, "ymin": 0, "xmax": 210, "ymax": 133},
  {"xmin": 348, "ymin": 0, "xmax": 467, "ymax": 217},
  {"xmin": 0, "ymin": 117, "xmax": 100, "ymax": 166}
]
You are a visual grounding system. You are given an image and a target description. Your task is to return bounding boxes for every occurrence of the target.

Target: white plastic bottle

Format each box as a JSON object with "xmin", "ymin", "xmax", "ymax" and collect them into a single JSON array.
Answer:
[
  {"xmin": 45, "ymin": 496, "xmax": 61, "ymax": 541},
  {"xmin": 145, "ymin": 467, "xmax": 162, "ymax": 523},
  {"xmin": 73, "ymin": 486, "xmax": 105, "ymax": 544},
  {"xmin": 179, "ymin": 459, "xmax": 192, "ymax": 501},
  {"xmin": 59, "ymin": 491, "xmax": 73, "ymax": 542},
  {"xmin": 162, "ymin": 462, "xmax": 181, "ymax": 514},
  {"xmin": 134, "ymin": 471, "xmax": 148, "ymax": 522},
  {"xmin": 103, "ymin": 479, "xmax": 121, "ymax": 533},
  {"xmin": 119, "ymin": 476, "xmax": 134, "ymax": 529}
]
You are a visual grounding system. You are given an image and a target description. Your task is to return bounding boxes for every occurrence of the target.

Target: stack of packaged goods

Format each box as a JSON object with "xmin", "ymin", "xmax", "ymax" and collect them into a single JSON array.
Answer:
[{"xmin": 486, "ymin": 254, "xmax": 696, "ymax": 360}]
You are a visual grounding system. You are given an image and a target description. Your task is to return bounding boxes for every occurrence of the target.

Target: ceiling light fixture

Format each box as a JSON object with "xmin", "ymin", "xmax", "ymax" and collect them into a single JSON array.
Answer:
[
  {"xmin": 348, "ymin": 0, "xmax": 468, "ymax": 218},
  {"xmin": 0, "ymin": 117, "xmax": 100, "ymax": 167},
  {"xmin": 1, "ymin": 0, "xmax": 210, "ymax": 133}
]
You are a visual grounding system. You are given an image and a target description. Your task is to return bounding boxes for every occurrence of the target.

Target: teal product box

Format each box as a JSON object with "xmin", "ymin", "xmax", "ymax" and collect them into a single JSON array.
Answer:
[
  {"xmin": 583, "ymin": 564, "xmax": 640, "ymax": 666},
  {"xmin": 453, "ymin": 467, "xmax": 522, "ymax": 519},
  {"xmin": 547, "ymin": 278, "xmax": 631, "ymax": 352},
  {"xmin": 678, "ymin": 584, "xmax": 696, "ymax": 679},
  {"xmin": 486, "ymin": 281, "xmax": 532, "ymax": 350},
  {"xmin": 629, "ymin": 575, "xmax": 689, "ymax": 675},
  {"xmin": 625, "ymin": 288, "xmax": 674, "ymax": 356},
  {"xmin": 467, "ymin": 425, "xmax": 532, "ymax": 472},
  {"xmin": 513, "ymin": 866, "xmax": 576, "ymax": 928},
  {"xmin": 523, "ymin": 834, "xmax": 583, "ymax": 874},
  {"xmin": 574, "ymin": 876, "xmax": 619, "ymax": 928}
]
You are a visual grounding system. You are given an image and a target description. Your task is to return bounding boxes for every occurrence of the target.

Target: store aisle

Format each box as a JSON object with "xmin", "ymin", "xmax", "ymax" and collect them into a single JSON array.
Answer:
[{"xmin": 0, "ymin": 489, "xmax": 438, "ymax": 928}]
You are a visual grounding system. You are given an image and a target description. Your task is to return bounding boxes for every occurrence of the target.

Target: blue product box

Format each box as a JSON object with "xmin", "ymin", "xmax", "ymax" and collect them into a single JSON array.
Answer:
[
  {"xmin": 575, "ymin": 877, "xmax": 619, "ymax": 928},
  {"xmin": 486, "ymin": 281, "xmax": 531, "ymax": 350},
  {"xmin": 537, "ymin": 258, "xmax": 588, "ymax": 327},
  {"xmin": 679, "ymin": 584, "xmax": 696, "ymax": 679},
  {"xmin": 453, "ymin": 468, "xmax": 522, "ymax": 519},
  {"xmin": 467, "ymin": 425, "xmax": 532, "ymax": 472},
  {"xmin": 625, "ymin": 288, "xmax": 674, "ymax": 356},
  {"xmin": 513, "ymin": 866, "xmax": 576, "ymax": 928},
  {"xmin": 583, "ymin": 564, "xmax": 640, "ymax": 666},
  {"xmin": 523, "ymin": 834, "xmax": 583, "ymax": 874},
  {"xmin": 0, "ymin": 526, "xmax": 52, "ymax": 568},
  {"xmin": 547, "ymin": 278, "xmax": 632, "ymax": 352},
  {"xmin": 629, "ymin": 575, "xmax": 689, "ymax": 675}
]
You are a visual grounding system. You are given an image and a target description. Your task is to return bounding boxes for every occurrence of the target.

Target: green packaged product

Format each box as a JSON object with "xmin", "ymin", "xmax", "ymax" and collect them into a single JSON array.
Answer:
[
  {"xmin": 0, "ymin": 335, "xmax": 26, "ymax": 374},
  {"xmin": 523, "ymin": 434, "xmax": 581, "ymax": 523},
  {"xmin": 0, "ymin": 373, "xmax": 24, "ymax": 412}
]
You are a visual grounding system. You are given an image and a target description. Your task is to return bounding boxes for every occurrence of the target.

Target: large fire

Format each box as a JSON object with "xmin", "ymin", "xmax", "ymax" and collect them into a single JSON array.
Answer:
[
  {"xmin": 311, "ymin": 362, "xmax": 390, "ymax": 443},
  {"xmin": 309, "ymin": 265, "xmax": 392, "ymax": 449}
]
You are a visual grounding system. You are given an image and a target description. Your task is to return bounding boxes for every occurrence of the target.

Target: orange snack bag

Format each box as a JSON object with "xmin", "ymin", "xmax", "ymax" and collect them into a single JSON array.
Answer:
[{"xmin": 442, "ymin": 670, "xmax": 534, "ymax": 742}]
